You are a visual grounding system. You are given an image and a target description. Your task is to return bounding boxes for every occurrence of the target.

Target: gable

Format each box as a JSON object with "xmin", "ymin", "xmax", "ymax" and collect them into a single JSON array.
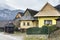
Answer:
[
  {"xmin": 24, "ymin": 10, "xmax": 31, "ymax": 17},
  {"xmin": 20, "ymin": 10, "xmax": 34, "ymax": 20},
  {"xmin": 15, "ymin": 13, "xmax": 22, "ymax": 18},
  {"xmin": 35, "ymin": 3, "xmax": 60, "ymax": 17},
  {"xmin": 41, "ymin": 3, "xmax": 55, "ymax": 11}
]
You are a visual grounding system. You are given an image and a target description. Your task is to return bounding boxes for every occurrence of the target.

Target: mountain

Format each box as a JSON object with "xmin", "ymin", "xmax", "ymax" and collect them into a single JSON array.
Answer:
[
  {"xmin": 0, "ymin": 9, "xmax": 24, "ymax": 20},
  {"xmin": 0, "ymin": 4, "xmax": 24, "ymax": 20}
]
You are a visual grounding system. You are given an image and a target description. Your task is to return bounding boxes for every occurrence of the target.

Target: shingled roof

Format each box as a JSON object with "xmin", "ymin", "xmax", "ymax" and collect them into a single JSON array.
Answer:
[
  {"xmin": 35, "ymin": 3, "xmax": 60, "ymax": 17},
  {"xmin": 18, "ymin": 8, "xmax": 38, "ymax": 20},
  {"xmin": 26, "ymin": 8, "xmax": 38, "ymax": 16}
]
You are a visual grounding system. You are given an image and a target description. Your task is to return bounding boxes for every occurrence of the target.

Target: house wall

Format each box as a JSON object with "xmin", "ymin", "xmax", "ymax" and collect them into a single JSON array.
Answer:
[
  {"xmin": 56, "ymin": 20, "xmax": 60, "ymax": 27},
  {"xmin": 20, "ymin": 20, "xmax": 38, "ymax": 29},
  {"xmin": 38, "ymin": 17, "xmax": 58, "ymax": 27}
]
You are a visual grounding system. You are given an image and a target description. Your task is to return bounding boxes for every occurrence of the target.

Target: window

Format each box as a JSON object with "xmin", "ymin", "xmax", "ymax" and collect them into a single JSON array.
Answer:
[
  {"xmin": 23, "ymin": 22, "xmax": 25, "ymax": 26},
  {"xmin": 27, "ymin": 22, "xmax": 30, "ymax": 26},
  {"xmin": 44, "ymin": 20, "xmax": 52, "ymax": 25}
]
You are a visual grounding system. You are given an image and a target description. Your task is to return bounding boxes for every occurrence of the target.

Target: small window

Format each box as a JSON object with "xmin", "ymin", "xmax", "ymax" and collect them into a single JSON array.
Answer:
[
  {"xmin": 23, "ymin": 22, "xmax": 25, "ymax": 26},
  {"xmin": 44, "ymin": 20, "xmax": 52, "ymax": 25},
  {"xmin": 27, "ymin": 22, "xmax": 30, "ymax": 26}
]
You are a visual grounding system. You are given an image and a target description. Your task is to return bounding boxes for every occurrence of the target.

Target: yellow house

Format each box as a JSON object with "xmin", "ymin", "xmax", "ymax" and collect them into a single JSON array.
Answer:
[
  {"xmin": 35, "ymin": 3, "xmax": 60, "ymax": 27},
  {"xmin": 19, "ymin": 9, "xmax": 38, "ymax": 29}
]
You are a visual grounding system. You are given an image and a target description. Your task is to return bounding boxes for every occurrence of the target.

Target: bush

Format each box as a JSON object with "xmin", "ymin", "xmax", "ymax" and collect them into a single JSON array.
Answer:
[
  {"xmin": 41, "ymin": 25, "xmax": 48, "ymax": 34},
  {"xmin": 41, "ymin": 25, "xmax": 58, "ymax": 34},
  {"xmin": 26, "ymin": 25, "xmax": 58, "ymax": 34},
  {"xmin": 14, "ymin": 27, "xmax": 19, "ymax": 31},
  {"xmin": 26, "ymin": 27, "xmax": 41, "ymax": 34},
  {"xmin": 48, "ymin": 25, "xmax": 59, "ymax": 34}
]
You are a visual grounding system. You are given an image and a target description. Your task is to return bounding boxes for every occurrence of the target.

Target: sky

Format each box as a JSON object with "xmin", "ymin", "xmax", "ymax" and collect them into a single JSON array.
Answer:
[{"xmin": 0, "ymin": 0, "xmax": 59, "ymax": 10}]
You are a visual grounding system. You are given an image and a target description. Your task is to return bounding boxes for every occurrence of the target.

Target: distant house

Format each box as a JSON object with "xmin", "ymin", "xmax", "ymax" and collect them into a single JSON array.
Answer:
[
  {"xmin": 18, "ymin": 8, "xmax": 38, "ymax": 29},
  {"xmin": 4, "ymin": 22, "xmax": 15, "ymax": 33},
  {"xmin": 0, "ymin": 20, "xmax": 13, "ymax": 31},
  {"xmin": 35, "ymin": 3, "xmax": 60, "ymax": 27},
  {"xmin": 15, "ymin": 12, "xmax": 24, "ymax": 19},
  {"xmin": 13, "ymin": 12, "xmax": 24, "ymax": 27}
]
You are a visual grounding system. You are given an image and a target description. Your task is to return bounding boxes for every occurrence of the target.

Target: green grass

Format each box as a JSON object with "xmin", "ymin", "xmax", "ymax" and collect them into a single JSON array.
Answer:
[
  {"xmin": 24, "ymin": 35, "xmax": 47, "ymax": 40},
  {"xmin": 12, "ymin": 31, "xmax": 26, "ymax": 36}
]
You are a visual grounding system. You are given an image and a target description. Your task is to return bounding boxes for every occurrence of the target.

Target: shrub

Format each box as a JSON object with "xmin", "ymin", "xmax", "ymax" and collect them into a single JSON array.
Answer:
[
  {"xmin": 14, "ymin": 27, "xmax": 19, "ymax": 31},
  {"xmin": 41, "ymin": 25, "xmax": 48, "ymax": 34},
  {"xmin": 48, "ymin": 25, "xmax": 59, "ymax": 34},
  {"xmin": 26, "ymin": 27, "xmax": 41, "ymax": 34},
  {"xmin": 26, "ymin": 25, "xmax": 58, "ymax": 34}
]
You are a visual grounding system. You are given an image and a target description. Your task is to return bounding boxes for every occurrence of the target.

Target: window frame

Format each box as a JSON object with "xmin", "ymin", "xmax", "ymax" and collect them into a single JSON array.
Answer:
[
  {"xmin": 27, "ymin": 22, "xmax": 30, "ymax": 26},
  {"xmin": 23, "ymin": 22, "xmax": 25, "ymax": 26},
  {"xmin": 44, "ymin": 20, "xmax": 52, "ymax": 25}
]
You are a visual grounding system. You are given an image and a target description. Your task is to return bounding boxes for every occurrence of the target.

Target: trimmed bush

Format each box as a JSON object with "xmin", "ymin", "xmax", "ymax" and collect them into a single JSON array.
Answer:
[
  {"xmin": 41, "ymin": 25, "xmax": 48, "ymax": 34},
  {"xmin": 26, "ymin": 25, "xmax": 58, "ymax": 34},
  {"xmin": 26, "ymin": 27, "xmax": 41, "ymax": 34}
]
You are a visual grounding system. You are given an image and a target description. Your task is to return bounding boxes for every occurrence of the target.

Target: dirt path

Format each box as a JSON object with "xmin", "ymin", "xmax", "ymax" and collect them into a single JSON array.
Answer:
[{"xmin": 0, "ymin": 32, "xmax": 24, "ymax": 40}]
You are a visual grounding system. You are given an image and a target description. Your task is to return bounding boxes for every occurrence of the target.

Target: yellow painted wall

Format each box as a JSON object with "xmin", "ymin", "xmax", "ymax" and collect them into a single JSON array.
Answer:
[
  {"xmin": 38, "ymin": 17, "xmax": 58, "ymax": 27},
  {"xmin": 20, "ymin": 20, "xmax": 38, "ymax": 29}
]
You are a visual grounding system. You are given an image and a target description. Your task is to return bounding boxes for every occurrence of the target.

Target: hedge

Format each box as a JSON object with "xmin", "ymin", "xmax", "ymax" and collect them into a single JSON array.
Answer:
[
  {"xmin": 26, "ymin": 27, "xmax": 41, "ymax": 34},
  {"xmin": 26, "ymin": 25, "xmax": 58, "ymax": 34},
  {"xmin": 41, "ymin": 25, "xmax": 48, "ymax": 34}
]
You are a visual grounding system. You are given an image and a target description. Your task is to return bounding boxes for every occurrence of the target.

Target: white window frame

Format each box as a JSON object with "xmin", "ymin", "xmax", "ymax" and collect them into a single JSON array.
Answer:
[{"xmin": 44, "ymin": 20, "xmax": 52, "ymax": 25}]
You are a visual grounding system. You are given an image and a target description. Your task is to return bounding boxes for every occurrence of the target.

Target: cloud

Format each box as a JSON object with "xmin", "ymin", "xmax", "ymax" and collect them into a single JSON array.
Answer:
[
  {"xmin": 0, "ymin": 0, "xmax": 6, "ymax": 4},
  {"xmin": 6, "ymin": 0, "xmax": 48, "ymax": 10},
  {"xmin": 1, "ymin": 0, "xmax": 59, "ymax": 10},
  {"xmin": 48, "ymin": 0, "xmax": 59, "ymax": 6}
]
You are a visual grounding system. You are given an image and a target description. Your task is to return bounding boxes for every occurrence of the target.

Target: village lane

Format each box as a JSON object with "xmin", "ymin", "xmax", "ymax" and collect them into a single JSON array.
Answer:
[{"xmin": 0, "ymin": 32, "xmax": 23, "ymax": 40}]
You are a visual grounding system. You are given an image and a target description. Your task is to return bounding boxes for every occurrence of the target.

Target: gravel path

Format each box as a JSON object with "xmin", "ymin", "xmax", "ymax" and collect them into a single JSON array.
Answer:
[{"xmin": 0, "ymin": 32, "xmax": 23, "ymax": 40}]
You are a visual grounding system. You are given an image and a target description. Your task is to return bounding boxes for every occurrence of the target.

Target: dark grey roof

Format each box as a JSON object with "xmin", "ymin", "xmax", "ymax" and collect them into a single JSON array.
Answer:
[
  {"xmin": 26, "ymin": 8, "xmax": 38, "ymax": 16},
  {"xmin": 55, "ymin": 5, "xmax": 60, "ymax": 11}
]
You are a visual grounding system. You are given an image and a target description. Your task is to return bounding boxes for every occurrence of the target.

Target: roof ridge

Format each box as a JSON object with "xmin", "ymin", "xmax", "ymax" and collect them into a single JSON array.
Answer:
[{"xmin": 27, "ymin": 8, "xmax": 38, "ymax": 12}]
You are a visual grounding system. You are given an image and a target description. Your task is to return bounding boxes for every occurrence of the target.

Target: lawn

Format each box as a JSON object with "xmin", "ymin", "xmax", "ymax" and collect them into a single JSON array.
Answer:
[{"xmin": 24, "ymin": 35, "xmax": 48, "ymax": 40}]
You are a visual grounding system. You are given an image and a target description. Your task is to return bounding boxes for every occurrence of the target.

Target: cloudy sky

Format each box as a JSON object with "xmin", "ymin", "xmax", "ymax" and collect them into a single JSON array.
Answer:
[{"xmin": 0, "ymin": 0, "xmax": 60, "ymax": 10}]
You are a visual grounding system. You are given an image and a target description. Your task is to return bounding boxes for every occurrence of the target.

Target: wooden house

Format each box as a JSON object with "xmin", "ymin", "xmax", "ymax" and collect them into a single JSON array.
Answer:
[
  {"xmin": 56, "ymin": 18, "xmax": 60, "ymax": 27},
  {"xmin": 13, "ymin": 12, "xmax": 24, "ymax": 27},
  {"xmin": 55, "ymin": 4, "xmax": 60, "ymax": 27},
  {"xmin": 19, "ymin": 8, "xmax": 38, "ymax": 29},
  {"xmin": 15, "ymin": 12, "xmax": 24, "ymax": 19},
  {"xmin": 4, "ymin": 22, "xmax": 15, "ymax": 33},
  {"xmin": 35, "ymin": 3, "xmax": 60, "ymax": 27},
  {"xmin": 0, "ymin": 20, "xmax": 13, "ymax": 31}
]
